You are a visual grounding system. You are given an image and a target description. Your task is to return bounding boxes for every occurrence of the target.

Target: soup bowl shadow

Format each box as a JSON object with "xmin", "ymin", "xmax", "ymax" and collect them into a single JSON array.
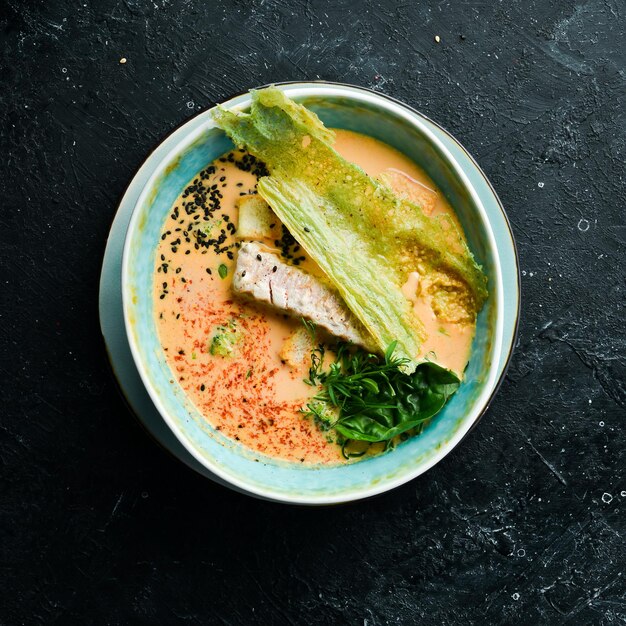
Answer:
[{"xmin": 122, "ymin": 83, "xmax": 505, "ymax": 505}]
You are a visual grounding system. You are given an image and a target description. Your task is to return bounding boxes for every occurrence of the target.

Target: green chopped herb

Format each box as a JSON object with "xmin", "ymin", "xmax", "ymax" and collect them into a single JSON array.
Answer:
[{"xmin": 218, "ymin": 264, "xmax": 228, "ymax": 279}]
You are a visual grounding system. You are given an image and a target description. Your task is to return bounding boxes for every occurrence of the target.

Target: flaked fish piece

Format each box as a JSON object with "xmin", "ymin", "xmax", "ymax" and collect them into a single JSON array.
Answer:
[
  {"xmin": 279, "ymin": 326, "xmax": 316, "ymax": 373},
  {"xmin": 233, "ymin": 242, "xmax": 375, "ymax": 350}
]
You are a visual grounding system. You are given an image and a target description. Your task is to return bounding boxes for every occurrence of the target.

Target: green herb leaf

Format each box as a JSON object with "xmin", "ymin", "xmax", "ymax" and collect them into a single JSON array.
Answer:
[
  {"xmin": 218, "ymin": 264, "xmax": 228, "ymax": 279},
  {"xmin": 305, "ymin": 342, "xmax": 460, "ymax": 443}
]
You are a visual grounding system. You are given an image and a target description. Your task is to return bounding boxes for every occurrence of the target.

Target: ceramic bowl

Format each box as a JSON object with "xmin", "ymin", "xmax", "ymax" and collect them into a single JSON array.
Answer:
[{"xmin": 122, "ymin": 83, "xmax": 506, "ymax": 504}]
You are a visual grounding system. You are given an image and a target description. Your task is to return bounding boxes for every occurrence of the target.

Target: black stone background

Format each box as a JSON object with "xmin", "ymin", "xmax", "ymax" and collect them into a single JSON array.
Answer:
[{"xmin": 1, "ymin": 0, "xmax": 625, "ymax": 624}]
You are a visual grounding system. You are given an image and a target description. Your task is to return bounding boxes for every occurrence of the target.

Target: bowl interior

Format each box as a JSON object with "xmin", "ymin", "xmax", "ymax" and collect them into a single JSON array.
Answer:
[{"xmin": 124, "ymin": 89, "xmax": 502, "ymax": 503}]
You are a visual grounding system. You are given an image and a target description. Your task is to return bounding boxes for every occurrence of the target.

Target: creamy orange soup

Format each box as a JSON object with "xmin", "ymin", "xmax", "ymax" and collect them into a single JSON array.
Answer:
[{"xmin": 154, "ymin": 130, "xmax": 474, "ymax": 464}]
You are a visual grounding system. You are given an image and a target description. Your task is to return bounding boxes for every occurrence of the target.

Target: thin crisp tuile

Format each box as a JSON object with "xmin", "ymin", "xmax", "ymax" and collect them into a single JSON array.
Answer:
[{"xmin": 213, "ymin": 87, "xmax": 488, "ymax": 371}]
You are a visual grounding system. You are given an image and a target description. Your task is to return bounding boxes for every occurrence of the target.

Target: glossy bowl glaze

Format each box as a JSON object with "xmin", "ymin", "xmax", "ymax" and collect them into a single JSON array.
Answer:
[{"xmin": 122, "ymin": 83, "xmax": 506, "ymax": 504}]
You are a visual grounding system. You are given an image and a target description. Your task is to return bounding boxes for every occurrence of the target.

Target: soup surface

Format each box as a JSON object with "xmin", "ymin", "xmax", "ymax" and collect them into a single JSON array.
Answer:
[{"xmin": 154, "ymin": 130, "xmax": 474, "ymax": 464}]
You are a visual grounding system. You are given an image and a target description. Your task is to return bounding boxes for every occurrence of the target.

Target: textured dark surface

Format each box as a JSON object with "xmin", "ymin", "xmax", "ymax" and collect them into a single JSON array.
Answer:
[{"xmin": 1, "ymin": 0, "xmax": 625, "ymax": 624}]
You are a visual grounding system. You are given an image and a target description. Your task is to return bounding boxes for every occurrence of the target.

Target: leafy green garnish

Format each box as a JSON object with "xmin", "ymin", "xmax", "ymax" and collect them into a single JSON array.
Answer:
[
  {"xmin": 218, "ymin": 264, "xmax": 228, "ymax": 279},
  {"xmin": 304, "ymin": 341, "xmax": 460, "ymax": 443}
]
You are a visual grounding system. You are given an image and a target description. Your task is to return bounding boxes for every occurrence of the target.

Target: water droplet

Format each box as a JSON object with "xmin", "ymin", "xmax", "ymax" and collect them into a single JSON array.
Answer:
[
  {"xmin": 512, "ymin": 592, "xmax": 520, "ymax": 601},
  {"xmin": 578, "ymin": 218, "xmax": 590, "ymax": 232},
  {"xmin": 537, "ymin": 182, "xmax": 544, "ymax": 188},
  {"xmin": 602, "ymin": 492, "xmax": 613, "ymax": 504},
  {"xmin": 187, "ymin": 100, "xmax": 195, "ymax": 109}
]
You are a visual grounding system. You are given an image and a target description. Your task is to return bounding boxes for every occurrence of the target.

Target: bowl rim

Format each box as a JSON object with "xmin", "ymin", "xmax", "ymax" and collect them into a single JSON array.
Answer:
[{"xmin": 122, "ymin": 82, "xmax": 506, "ymax": 504}]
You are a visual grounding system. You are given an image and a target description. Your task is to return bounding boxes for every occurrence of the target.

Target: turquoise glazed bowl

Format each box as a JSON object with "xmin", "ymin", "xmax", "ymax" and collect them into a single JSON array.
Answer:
[{"xmin": 122, "ymin": 83, "xmax": 506, "ymax": 504}]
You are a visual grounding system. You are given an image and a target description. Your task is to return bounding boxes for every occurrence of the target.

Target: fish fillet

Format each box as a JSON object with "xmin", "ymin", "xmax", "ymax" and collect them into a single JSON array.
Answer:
[{"xmin": 233, "ymin": 242, "xmax": 374, "ymax": 349}]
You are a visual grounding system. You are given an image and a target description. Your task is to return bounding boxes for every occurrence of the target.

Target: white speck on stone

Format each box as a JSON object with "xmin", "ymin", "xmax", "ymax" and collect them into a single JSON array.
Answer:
[
  {"xmin": 538, "ymin": 182, "xmax": 544, "ymax": 188},
  {"xmin": 61, "ymin": 67, "xmax": 67, "ymax": 73},
  {"xmin": 119, "ymin": 57, "xmax": 127, "ymax": 64},
  {"xmin": 434, "ymin": 35, "xmax": 441, "ymax": 43},
  {"xmin": 589, "ymin": 399, "xmax": 592, "ymax": 404},
  {"xmin": 187, "ymin": 101, "xmax": 195, "ymax": 109},
  {"xmin": 621, "ymin": 491, "xmax": 626, "ymax": 497},
  {"xmin": 529, "ymin": 272, "xmax": 534, "ymax": 277},
  {"xmin": 578, "ymin": 218, "xmax": 590, "ymax": 232},
  {"xmin": 512, "ymin": 592, "xmax": 520, "ymax": 601},
  {"xmin": 602, "ymin": 493, "xmax": 613, "ymax": 504},
  {"xmin": 517, "ymin": 548, "xmax": 525, "ymax": 557}
]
